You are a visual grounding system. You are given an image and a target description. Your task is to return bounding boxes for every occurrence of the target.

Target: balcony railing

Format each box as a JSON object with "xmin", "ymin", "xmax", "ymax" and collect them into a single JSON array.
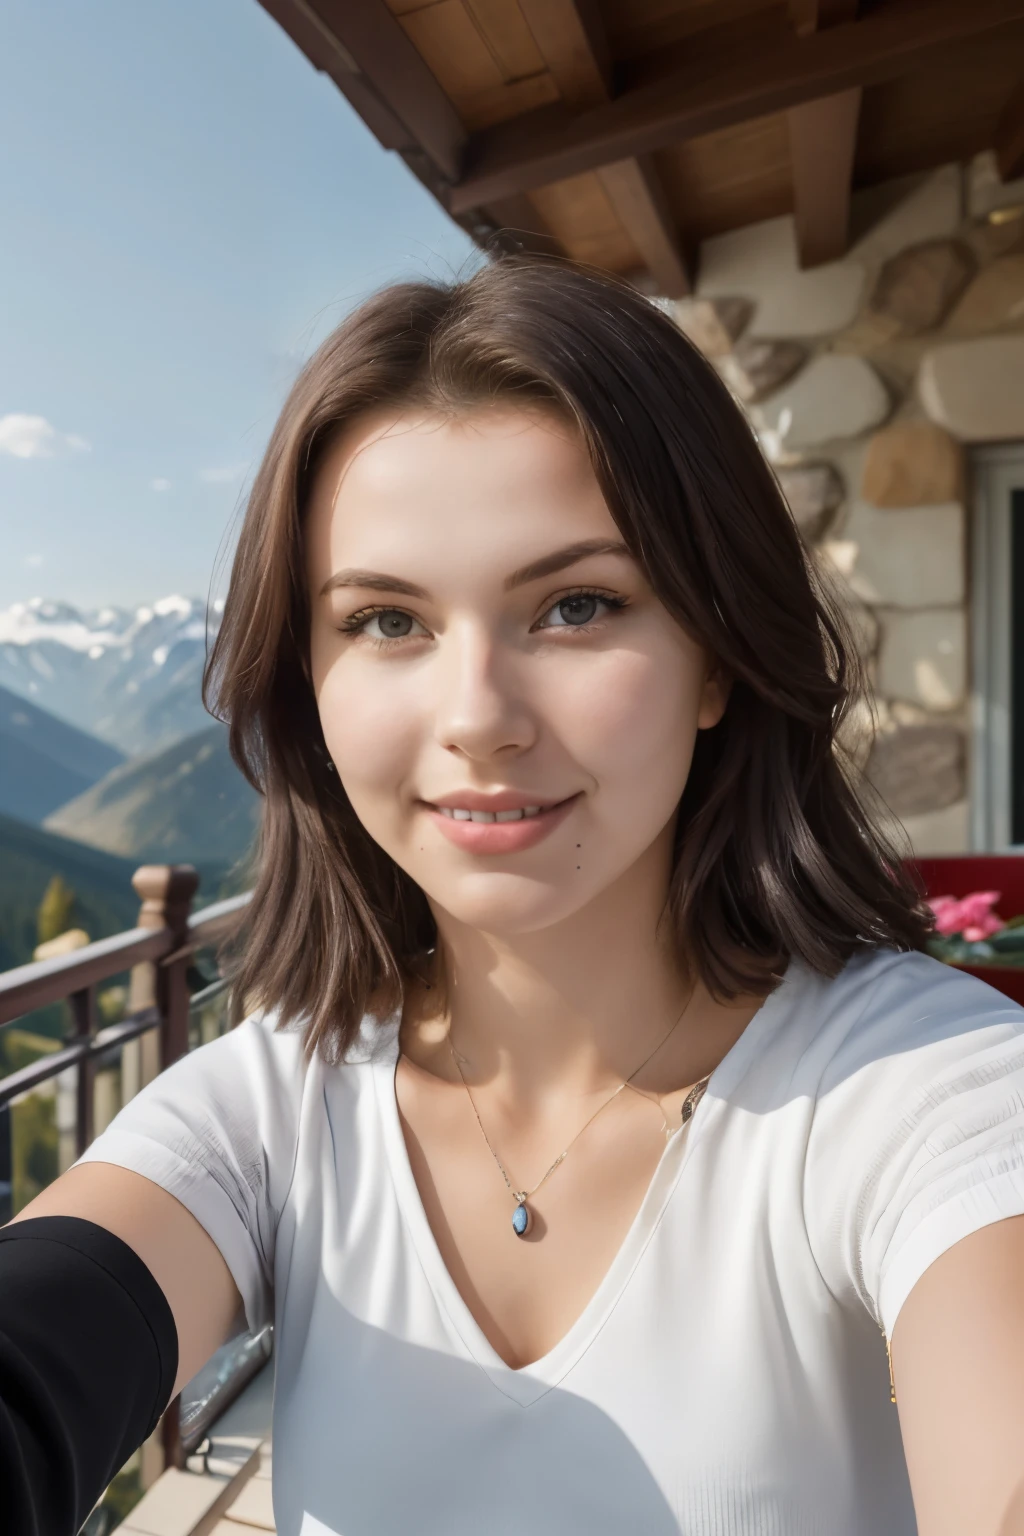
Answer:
[{"xmin": 0, "ymin": 864, "xmax": 253, "ymax": 1485}]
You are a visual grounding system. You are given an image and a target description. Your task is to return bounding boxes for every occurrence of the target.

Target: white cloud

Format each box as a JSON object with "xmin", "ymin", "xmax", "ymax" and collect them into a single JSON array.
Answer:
[
  {"xmin": 199, "ymin": 462, "xmax": 248, "ymax": 484},
  {"xmin": 150, "ymin": 477, "xmax": 171, "ymax": 492},
  {"xmin": 24, "ymin": 553, "xmax": 43, "ymax": 568},
  {"xmin": 0, "ymin": 413, "xmax": 91, "ymax": 459}
]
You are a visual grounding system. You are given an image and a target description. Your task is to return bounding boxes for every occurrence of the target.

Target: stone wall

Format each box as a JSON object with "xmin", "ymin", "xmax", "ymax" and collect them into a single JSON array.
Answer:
[{"xmin": 674, "ymin": 155, "xmax": 1024, "ymax": 855}]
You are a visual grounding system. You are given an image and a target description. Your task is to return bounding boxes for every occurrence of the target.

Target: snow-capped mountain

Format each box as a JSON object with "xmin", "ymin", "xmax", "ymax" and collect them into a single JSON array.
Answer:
[{"xmin": 0, "ymin": 596, "xmax": 223, "ymax": 756}]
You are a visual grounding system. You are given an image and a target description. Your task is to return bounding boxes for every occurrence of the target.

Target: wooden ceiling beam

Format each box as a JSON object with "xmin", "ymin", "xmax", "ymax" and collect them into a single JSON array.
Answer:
[
  {"xmin": 596, "ymin": 157, "xmax": 692, "ymax": 297},
  {"xmin": 995, "ymin": 78, "xmax": 1024, "ymax": 180},
  {"xmin": 258, "ymin": 0, "xmax": 466, "ymax": 184},
  {"xmin": 515, "ymin": 0, "xmax": 691, "ymax": 295},
  {"xmin": 789, "ymin": 0, "xmax": 860, "ymax": 36},
  {"xmin": 449, "ymin": 0, "xmax": 1024, "ymax": 213},
  {"xmin": 788, "ymin": 87, "xmax": 862, "ymax": 267},
  {"xmin": 516, "ymin": 0, "xmax": 612, "ymax": 109},
  {"xmin": 787, "ymin": 0, "xmax": 861, "ymax": 268}
]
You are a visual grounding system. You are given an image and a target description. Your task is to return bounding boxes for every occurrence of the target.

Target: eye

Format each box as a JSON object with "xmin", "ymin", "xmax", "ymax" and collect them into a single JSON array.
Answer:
[
  {"xmin": 535, "ymin": 591, "xmax": 625, "ymax": 630},
  {"xmin": 341, "ymin": 607, "xmax": 429, "ymax": 643}
]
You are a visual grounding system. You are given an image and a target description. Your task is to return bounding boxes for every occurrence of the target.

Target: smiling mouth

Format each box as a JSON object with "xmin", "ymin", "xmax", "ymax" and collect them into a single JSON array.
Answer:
[{"xmin": 423, "ymin": 794, "xmax": 579, "ymax": 852}]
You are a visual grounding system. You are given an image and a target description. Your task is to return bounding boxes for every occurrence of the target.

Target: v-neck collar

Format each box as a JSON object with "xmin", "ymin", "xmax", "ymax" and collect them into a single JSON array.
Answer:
[{"xmin": 369, "ymin": 966, "xmax": 796, "ymax": 1408}]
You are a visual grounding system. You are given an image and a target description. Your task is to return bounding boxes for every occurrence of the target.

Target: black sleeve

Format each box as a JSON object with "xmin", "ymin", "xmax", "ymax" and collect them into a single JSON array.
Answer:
[{"xmin": 0, "ymin": 1215, "xmax": 178, "ymax": 1536}]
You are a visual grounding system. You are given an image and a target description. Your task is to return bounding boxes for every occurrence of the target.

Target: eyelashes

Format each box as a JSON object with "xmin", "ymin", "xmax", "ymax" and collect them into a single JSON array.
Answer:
[{"xmin": 337, "ymin": 587, "xmax": 629, "ymax": 649}]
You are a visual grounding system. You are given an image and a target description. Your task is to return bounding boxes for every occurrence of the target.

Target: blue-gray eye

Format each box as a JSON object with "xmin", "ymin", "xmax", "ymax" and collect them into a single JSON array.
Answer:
[
  {"xmin": 555, "ymin": 595, "xmax": 599, "ymax": 626},
  {"xmin": 373, "ymin": 610, "xmax": 415, "ymax": 638}
]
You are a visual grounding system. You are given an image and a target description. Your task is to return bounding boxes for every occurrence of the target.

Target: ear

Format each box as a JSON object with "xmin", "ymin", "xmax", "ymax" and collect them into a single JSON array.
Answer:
[{"xmin": 697, "ymin": 659, "xmax": 732, "ymax": 730}]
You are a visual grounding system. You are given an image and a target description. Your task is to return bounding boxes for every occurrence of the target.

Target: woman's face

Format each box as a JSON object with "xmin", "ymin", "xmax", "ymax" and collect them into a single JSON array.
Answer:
[{"xmin": 305, "ymin": 406, "xmax": 727, "ymax": 936}]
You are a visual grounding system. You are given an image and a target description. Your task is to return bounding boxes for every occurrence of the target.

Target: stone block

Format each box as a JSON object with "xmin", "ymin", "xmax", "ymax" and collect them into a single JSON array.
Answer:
[
  {"xmin": 836, "ymin": 693, "xmax": 883, "ymax": 770},
  {"xmin": 860, "ymin": 420, "xmax": 963, "ymax": 507},
  {"xmin": 845, "ymin": 597, "xmax": 881, "ymax": 661},
  {"xmin": 698, "ymin": 214, "xmax": 864, "ymax": 337},
  {"xmin": 776, "ymin": 462, "xmax": 844, "ymax": 541},
  {"xmin": 919, "ymin": 336, "xmax": 1024, "ymax": 441},
  {"xmin": 968, "ymin": 214, "xmax": 1024, "ymax": 265},
  {"xmin": 673, "ymin": 296, "xmax": 752, "ymax": 357},
  {"xmin": 877, "ymin": 609, "xmax": 966, "ymax": 709},
  {"xmin": 867, "ymin": 240, "xmax": 975, "ymax": 336},
  {"xmin": 966, "ymin": 149, "xmax": 1024, "ymax": 225},
  {"xmin": 841, "ymin": 501, "xmax": 964, "ymax": 609},
  {"xmin": 866, "ymin": 723, "xmax": 965, "ymax": 815},
  {"xmin": 815, "ymin": 546, "xmax": 880, "ymax": 658},
  {"xmin": 896, "ymin": 799, "xmax": 970, "ymax": 856},
  {"xmin": 945, "ymin": 256, "xmax": 1024, "ymax": 336},
  {"xmin": 850, "ymin": 165, "xmax": 962, "ymax": 266},
  {"xmin": 719, "ymin": 339, "xmax": 808, "ymax": 403},
  {"xmin": 756, "ymin": 354, "xmax": 889, "ymax": 449}
]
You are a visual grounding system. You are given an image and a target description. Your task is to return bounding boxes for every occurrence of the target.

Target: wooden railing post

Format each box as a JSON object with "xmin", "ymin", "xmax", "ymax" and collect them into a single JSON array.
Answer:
[
  {"xmin": 129, "ymin": 865, "xmax": 198, "ymax": 1478},
  {"xmin": 129, "ymin": 865, "xmax": 199, "ymax": 1077},
  {"xmin": 67, "ymin": 985, "xmax": 98, "ymax": 1159}
]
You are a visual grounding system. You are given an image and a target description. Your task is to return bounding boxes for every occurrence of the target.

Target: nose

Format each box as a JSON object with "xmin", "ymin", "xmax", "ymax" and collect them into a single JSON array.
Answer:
[{"xmin": 432, "ymin": 618, "xmax": 536, "ymax": 762}]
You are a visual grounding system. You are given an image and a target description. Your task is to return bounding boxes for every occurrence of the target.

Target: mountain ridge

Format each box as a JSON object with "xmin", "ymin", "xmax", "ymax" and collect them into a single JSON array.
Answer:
[
  {"xmin": 0, "ymin": 595, "xmax": 221, "ymax": 756},
  {"xmin": 0, "ymin": 683, "xmax": 125, "ymax": 824},
  {"xmin": 45, "ymin": 721, "xmax": 261, "ymax": 868}
]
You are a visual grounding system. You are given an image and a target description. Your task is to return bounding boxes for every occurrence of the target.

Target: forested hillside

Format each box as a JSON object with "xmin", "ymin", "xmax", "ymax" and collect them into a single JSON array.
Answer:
[{"xmin": 0, "ymin": 813, "xmax": 233, "ymax": 971}]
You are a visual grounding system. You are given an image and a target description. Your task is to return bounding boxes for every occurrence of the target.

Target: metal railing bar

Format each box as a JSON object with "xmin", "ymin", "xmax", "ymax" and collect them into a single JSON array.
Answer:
[
  {"xmin": 92, "ymin": 1007, "xmax": 161, "ymax": 1054},
  {"xmin": 0, "ymin": 926, "xmax": 171, "ymax": 1025},
  {"xmin": 0, "ymin": 1008, "xmax": 160, "ymax": 1106},
  {"xmin": 188, "ymin": 891, "xmax": 251, "ymax": 944},
  {"xmin": 188, "ymin": 976, "xmax": 231, "ymax": 1011}
]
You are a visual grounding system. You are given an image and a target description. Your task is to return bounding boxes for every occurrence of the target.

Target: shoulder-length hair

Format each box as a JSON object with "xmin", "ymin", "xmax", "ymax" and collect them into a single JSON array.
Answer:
[{"xmin": 205, "ymin": 256, "xmax": 930, "ymax": 1062}]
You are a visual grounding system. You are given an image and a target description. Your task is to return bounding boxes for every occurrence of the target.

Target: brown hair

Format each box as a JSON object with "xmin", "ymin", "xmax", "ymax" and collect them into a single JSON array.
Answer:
[{"xmin": 205, "ymin": 256, "xmax": 930, "ymax": 1062}]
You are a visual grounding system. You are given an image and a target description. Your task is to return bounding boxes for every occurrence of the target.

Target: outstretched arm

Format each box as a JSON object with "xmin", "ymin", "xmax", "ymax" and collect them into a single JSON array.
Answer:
[
  {"xmin": 1, "ymin": 1162, "xmax": 242, "ymax": 1535},
  {"xmin": 11, "ymin": 1160, "xmax": 243, "ymax": 1394}
]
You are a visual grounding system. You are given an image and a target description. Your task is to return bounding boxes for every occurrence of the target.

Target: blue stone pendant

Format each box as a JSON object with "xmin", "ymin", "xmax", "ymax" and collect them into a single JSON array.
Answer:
[{"xmin": 511, "ymin": 1201, "xmax": 532, "ymax": 1238}]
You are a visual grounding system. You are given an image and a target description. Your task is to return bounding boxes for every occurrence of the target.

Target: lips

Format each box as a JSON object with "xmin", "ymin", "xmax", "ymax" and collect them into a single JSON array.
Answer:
[{"xmin": 423, "ymin": 793, "xmax": 579, "ymax": 853}]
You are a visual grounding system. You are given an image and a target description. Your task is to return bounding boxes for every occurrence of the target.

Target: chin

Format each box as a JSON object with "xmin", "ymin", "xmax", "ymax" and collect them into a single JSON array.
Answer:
[{"xmin": 427, "ymin": 872, "xmax": 600, "ymax": 937}]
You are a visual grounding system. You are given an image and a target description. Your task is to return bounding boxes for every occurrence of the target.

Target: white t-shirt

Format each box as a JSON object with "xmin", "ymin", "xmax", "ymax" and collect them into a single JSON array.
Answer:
[{"xmin": 79, "ymin": 946, "xmax": 1024, "ymax": 1535}]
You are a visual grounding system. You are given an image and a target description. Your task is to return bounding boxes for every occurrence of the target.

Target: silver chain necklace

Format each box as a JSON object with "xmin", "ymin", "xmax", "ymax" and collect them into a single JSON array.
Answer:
[{"xmin": 446, "ymin": 992, "xmax": 711, "ymax": 1239}]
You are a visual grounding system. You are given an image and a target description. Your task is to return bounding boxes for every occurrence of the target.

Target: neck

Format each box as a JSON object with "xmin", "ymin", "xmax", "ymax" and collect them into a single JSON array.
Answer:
[{"xmin": 418, "ymin": 834, "xmax": 692, "ymax": 1103}]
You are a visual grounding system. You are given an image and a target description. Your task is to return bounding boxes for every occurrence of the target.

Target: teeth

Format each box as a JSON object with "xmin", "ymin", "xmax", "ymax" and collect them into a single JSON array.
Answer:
[{"xmin": 437, "ymin": 804, "xmax": 546, "ymax": 821}]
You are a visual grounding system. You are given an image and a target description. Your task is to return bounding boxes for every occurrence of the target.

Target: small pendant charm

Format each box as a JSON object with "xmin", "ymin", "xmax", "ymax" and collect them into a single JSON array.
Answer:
[
  {"xmin": 511, "ymin": 1200, "xmax": 532, "ymax": 1238},
  {"xmin": 681, "ymin": 1078, "xmax": 709, "ymax": 1125}
]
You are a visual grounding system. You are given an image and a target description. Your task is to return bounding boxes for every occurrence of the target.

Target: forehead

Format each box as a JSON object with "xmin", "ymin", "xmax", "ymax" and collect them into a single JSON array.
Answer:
[{"xmin": 306, "ymin": 406, "xmax": 619, "ymax": 569}]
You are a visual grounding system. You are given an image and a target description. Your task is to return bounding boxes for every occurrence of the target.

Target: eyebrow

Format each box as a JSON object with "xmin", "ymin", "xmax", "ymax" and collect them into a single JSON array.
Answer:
[{"xmin": 319, "ymin": 539, "xmax": 632, "ymax": 600}]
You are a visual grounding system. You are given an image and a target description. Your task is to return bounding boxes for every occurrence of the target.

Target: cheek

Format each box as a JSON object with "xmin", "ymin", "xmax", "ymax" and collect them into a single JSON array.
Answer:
[
  {"xmin": 556, "ymin": 644, "xmax": 703, "ymax": 795},
  {"xmin": 316, "ymin": 660, "xmax": 422, "ymax": 806}
]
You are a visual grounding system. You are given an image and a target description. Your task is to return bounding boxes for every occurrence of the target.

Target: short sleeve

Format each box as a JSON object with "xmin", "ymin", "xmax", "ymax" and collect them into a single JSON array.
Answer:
[
  {"xmin": 804, "ymin": 951, "xmax": 1024, "ymax": 1339},
  {"xmin": 75, "ymin": 1010, "xmax": 309, "ymax": 1335}
]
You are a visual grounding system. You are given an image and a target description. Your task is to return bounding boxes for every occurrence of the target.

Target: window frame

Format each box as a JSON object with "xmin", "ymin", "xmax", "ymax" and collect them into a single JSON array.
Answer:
[{"xmin": 971, "ymin": 445, "xmax": 1024, "ymax": 852}]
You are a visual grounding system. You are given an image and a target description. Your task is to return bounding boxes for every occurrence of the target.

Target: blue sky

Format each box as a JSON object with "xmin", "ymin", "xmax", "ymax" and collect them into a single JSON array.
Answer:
[{"xmin": 0, "ymin": 0, "xmax": 475, "ymax": 610}]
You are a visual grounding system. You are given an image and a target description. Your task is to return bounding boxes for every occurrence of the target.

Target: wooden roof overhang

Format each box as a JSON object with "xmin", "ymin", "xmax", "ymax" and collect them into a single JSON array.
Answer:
[{"xmin": 257, "ymin": 0, "xmax": 1024, "ymax": 296}]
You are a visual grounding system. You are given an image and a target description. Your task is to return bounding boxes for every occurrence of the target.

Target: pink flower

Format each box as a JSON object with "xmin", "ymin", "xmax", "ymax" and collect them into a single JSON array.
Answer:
[{"xmin": 929, "ymin": 891, "xmax": 1004, "ymax": 940}]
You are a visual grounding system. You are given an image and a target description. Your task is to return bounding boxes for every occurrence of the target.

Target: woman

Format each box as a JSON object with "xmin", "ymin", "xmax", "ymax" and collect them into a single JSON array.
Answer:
[{"xmin": 3, "ymin": 258, "xmax": 1024, "ymax": 1536}]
